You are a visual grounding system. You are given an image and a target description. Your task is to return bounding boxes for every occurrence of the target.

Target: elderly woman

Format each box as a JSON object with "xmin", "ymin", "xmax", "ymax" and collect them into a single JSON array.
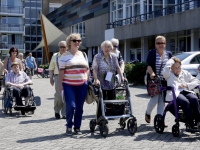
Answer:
[
  {"xmin": 3, "ymin": 47, "xmax": 23, "ymax": 73},
  {"xmin": 162, "ymin": 57, "xmax": 200, "ymax": 129},
  {"xmin": 110, "ymin": 38, "xmax": 125, "ymax": 73},
  {"xmin": 92, "ymin": 40, "xmax": 125, "ymax": 100},
  {"xmin": 58, "ymin": 33, "xmax": 89, "ymax": 135},
  {"xmin": 145, "ymin": 36, "xmax": 172, "ymax": 124},
  {"xmin": 19, "ymin": 53, "xmax": 27, "ymax": 72}
]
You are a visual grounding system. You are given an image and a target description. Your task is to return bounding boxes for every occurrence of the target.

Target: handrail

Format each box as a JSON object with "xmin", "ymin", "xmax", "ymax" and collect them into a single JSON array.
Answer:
[
  {"xmin": 0, "ymin": 6, "xmax": 23, "ymax": 14},
  {"xmin": 107, "ymin": 0, "xmax": 200, "ymax": 29},
  {"xmin": 0, "ymin": 24, "xmax": 24, "ymax": 31}
]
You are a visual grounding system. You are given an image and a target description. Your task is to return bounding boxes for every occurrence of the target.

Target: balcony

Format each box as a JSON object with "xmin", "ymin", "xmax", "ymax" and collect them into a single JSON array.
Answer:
[
  {"xmin": 0, "ymin": 42, "xmax": 24, "ymax": 50},
  {"xmin": 0, "ymin": 24, "xmax": 24, "ymax": 33},
  {"xmin": 107, "ymin": 0, "xmax": 200, "ymax": 29},
  {"xmin": 0, "ymin": 6, "xmax": 24, "ymax": 16}
]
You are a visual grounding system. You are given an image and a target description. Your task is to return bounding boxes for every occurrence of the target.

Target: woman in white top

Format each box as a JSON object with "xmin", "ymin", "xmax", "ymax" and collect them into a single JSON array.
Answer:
[{"xmin": 162, "ymin": 57, "xmax": 200, "ymax": 129}]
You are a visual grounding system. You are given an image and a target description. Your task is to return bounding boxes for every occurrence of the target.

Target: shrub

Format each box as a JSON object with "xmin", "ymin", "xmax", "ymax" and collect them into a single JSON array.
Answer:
[
  {"xmin": 39, "ymin": 64, "xmax": 49, "ymax": 69},
  {"xmin": 124, "ymin": 62, "xmax": 146, "ymax": 85}
]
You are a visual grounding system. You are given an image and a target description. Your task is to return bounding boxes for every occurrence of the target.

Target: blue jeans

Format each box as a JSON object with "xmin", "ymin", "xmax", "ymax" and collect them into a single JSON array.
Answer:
[{"xmin": 62, "ymin": 81, "xmax": 88, "ymax": 129}]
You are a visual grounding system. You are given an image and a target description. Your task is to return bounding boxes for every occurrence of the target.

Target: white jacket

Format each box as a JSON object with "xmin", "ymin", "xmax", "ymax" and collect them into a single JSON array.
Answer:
[{"xmin": 162, "ymin": 59, "xmax": 200, "ymax": 101}]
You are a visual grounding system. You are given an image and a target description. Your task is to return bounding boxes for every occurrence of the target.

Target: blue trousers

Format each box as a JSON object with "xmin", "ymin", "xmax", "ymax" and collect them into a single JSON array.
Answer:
[{"xmin": 62, "ymin": 82, "xmax": 88, "ymax": 128}]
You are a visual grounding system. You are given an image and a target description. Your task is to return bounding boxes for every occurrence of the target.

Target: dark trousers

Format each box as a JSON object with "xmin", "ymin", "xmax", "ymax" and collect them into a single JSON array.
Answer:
[
  {"xmin": 177, "ymin": 91, "xmax": 200, "ymax": 127},
  {"xmin": 13, "ymin": 87, "xmax": 30, "ymax": 106}
]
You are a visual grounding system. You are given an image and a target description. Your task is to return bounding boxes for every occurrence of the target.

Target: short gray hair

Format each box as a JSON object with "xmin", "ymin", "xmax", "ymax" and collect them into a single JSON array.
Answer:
[
  {"xmin": 58, "ymin": 41, "xmax": 67, "ymax": 46},
  {"xmin": 18, "ymin": 53, "xmax": 23, "ymax": 56},
  {"xmin": 101, "ymin": 40, "xmax": 113, "ymax": 49},
  {"xmin": 110, "ymin": 38, "xmax": 119, "ymax": 46}
]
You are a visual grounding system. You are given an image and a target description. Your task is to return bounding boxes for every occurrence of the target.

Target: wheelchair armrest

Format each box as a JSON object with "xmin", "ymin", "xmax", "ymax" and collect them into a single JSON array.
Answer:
[
  {"xmin": 28, "ymin": 83, "xmax": 33, "ymax": 85},
  {"xmin": 166, "ymin": 86, "xmax": 172, "ymax": 90}
]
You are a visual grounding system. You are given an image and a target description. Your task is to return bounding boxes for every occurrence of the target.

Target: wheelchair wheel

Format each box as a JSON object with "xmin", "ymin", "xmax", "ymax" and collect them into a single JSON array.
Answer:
[
  {"xmin": 154, "ymin": 114, "xmax": 164, "ymax": 134},
  {"xmin": 172, "ymin": 124, "xmax": 180, "ymax": 137},
  {"xmin": 99, "ymin": 122, "xmax": 109, "ymax": 137},
  {"xmin": 127, "ymin": 118, "xmax": 137, "ymax": 135},
  {"xmin": 119, "ymin": 118, "xmax": 126, "ymax": 129},
  {"xmin": 89, "ymin": 119, "xmax": 96, "ymax": 132}
]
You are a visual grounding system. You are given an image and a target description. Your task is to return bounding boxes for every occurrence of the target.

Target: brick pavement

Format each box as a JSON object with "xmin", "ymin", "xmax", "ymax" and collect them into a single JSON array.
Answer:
[{"xmin": 0, "ymin": 76, "xmax": 200, "ymax": 150}]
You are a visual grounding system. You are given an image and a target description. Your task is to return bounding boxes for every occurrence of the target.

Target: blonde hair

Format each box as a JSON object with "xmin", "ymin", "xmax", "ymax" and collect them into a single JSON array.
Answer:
[
  {"xmin": 18, "ymin": 53, "xmax": 23, "ymax": 56},
  {"xmin": 66, "ymin": 33, "xmax": 82, "ymax": 49},
  {"xmin": 101, "ymin": 40, "xmax": 113, "ymax": 49},
  {"xmin": 155, "ymin": 35, "xmax": 166, "ymax": 43},
  {"xmin": 11, "ymin": 62, "xmax": 19, "ymax": 67},
  {"xmin": 172, "ymin": 57, "xmax": 182, "ymax": 65}
]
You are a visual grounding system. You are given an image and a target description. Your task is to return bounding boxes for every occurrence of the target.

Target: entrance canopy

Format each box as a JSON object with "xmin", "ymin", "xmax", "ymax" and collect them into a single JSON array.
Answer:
[{"xmin": 33, "ymin": 14, "xmax": 86, "ymax": 51}]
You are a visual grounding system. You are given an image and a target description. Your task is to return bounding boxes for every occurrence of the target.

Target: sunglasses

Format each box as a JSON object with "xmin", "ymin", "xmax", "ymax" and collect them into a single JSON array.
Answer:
[
  {"xmin": 113, "ymin": 45, "xmax": 118, "ymax": 48},
  {"xmin": 59, "ymin": 46, "xmax": 66, "ymax": 49},
  {"xmin": 156, "ymin": 42, "xmax": 165, "ymax": 45},
  {"xmin": 71, "ymin": 39, "xmax": 81, "ymax": 43},
  {"xmin": 11, "ymin": 50, "xmax": 17, "ymax": 52}
]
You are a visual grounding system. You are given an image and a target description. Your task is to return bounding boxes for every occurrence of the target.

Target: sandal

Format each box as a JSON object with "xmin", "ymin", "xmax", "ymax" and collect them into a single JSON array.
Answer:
[{"xmin": 145, "ymin": 113, "xmax": 151, "ymax": 123}]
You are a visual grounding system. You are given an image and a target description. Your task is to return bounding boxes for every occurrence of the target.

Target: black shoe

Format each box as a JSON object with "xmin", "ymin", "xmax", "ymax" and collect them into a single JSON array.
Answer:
[
  {"xmin": 66, "ymin": 128, "xmax": 72, "ymax": 135},
  {"xmin": 62, "ymin": 116, "xmax": 66, "ymax": 119},
  {"xmin": 74, "ymin": 128, "xmax": 82, "ymax": 135},
  {"xmin": 55, "ymin": 113, "xmax": 60, "ymax": 119}
]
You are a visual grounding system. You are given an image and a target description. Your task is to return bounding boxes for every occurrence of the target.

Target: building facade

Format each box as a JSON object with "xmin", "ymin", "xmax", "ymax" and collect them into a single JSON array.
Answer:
[{"xmin": 46, "ymin": 0, "xmax": 200, "ymax": 63}]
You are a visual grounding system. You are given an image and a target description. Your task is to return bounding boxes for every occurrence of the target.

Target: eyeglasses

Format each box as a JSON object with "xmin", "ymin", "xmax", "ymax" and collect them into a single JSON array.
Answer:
[
  {"xmin": 59, "ymin": 46, "xmax": 66, "ymax": 49},
  {"xmin": 156, "ymin": 42, "xmax": 165, "ymax": 45},
  {"xmin": 113, "ymin": 45, "xmax": 118, "ymax": 48},
  {"xmin": 11, "ymin": 50, "xmax": 17, "ymax": 52},
  {"xmin": 71, "ymin": 39, "xmax": 81, "ymax": 43}
]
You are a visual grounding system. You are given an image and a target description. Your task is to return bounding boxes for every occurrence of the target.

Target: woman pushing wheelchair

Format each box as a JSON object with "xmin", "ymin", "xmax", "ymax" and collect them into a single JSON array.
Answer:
[{"xmin": 162, "ymin": 57, "xmax": 200, "ymax": 130}]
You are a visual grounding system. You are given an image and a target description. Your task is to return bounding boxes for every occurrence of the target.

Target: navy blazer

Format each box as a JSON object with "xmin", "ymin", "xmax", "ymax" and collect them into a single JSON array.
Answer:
[{"xmin": 146, "ymin": 49, "xmax": 172, "ymax": 79}]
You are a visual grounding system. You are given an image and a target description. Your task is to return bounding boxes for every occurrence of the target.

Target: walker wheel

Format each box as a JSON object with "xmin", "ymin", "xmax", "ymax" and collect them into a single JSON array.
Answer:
[
  {"xmin": 172, "ymin": 124, "xmax": 179, "ymax": 137},
  {"xmin": 154, "ymin": 114, "xmax": 164, "ymax": 134},
  {"xmin": 119, "ymin": 118, "xmax": 126, "ymax": 129},
  {"xmin": 21, "ymin": 110, "xmax": 25, "ymax": 115},
  {"xmin": 89, "ymin": 119, "xmax": 96, "ymax": 132},
  {"xmin": 99, "ymin": 122, "xmax": 109, "ymax": 138},
  {"xmin": 127, "ymin": 118, "xmax": 137, "ymax": 135}
]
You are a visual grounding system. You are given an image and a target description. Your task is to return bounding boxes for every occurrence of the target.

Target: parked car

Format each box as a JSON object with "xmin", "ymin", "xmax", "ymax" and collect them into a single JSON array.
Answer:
[{"xmin": 144, "ymin": 52, "xmax": 200, "ymax": 85}]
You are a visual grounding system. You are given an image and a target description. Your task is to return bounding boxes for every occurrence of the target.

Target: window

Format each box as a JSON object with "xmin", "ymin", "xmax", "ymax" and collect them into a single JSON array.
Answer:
[
  {"xmin": 190, "ymin": 56, "xmax": 200, "ymax": 64},
  {"xmin": 71, "ymin": 22, "xmax": 85, "ymax": 38}
]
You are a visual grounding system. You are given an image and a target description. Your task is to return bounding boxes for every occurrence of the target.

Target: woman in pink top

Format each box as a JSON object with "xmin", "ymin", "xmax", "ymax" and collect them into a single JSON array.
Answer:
[{"xmin": 58, "ymin": 33, "xmax": 89, "ymax": 135}]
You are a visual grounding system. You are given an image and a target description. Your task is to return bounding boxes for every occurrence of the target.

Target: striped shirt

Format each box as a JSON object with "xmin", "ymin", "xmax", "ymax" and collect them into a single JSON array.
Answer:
[
  {"xmin": 59, "ymin": 51, "xmax": 89, "ymax": 86},
  {"xmin": 155, "ymin": 51, "xmax": 169, "ymax": 77}
]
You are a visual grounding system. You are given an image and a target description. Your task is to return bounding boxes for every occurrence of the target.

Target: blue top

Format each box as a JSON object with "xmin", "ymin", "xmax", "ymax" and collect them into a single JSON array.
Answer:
[{"xmin": 26, "ymin": 56, "xmax": 35, "ymax": 68}]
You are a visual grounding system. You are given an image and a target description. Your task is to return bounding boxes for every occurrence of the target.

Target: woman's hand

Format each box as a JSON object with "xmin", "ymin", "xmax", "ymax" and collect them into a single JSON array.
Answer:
[
  {"xmin": 94, "ymin": 79, "xmax": 100, "ymax": 86},
  {"xmin": 4, "ymin": 69, "xmax": 8, "ymax": 74},
  {"xmin": 150, "ymin": 72, "xmax": 156, "ymax": 79},
  {"xmin": 58, "ymin": 85, "xmax": 63, "ymax": 94},
  {"xmin": 179, "ymin": 84, "xmax": 188, "ymax": 89}
]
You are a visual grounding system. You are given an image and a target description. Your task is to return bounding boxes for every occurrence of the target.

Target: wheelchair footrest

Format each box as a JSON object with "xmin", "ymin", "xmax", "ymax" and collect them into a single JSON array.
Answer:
[{"xmin": 14, "ymin": 106, "xmax": 36, "ymax": 111}]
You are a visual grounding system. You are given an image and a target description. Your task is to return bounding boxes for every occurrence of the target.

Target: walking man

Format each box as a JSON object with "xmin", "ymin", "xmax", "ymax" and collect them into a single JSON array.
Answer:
[
  {"xmin": 26, "ymin": 53, "xmax": 37, "ymax": 79},
  {"xmin": 49, "ymin": 41, "xmax": 67, "ymax": 119}
]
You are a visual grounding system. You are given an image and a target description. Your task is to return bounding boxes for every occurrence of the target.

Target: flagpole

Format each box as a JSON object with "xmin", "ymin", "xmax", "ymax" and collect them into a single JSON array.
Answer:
[{"xmin": 40, "ymin": 14, "xmax": 50, "ymax": 63}]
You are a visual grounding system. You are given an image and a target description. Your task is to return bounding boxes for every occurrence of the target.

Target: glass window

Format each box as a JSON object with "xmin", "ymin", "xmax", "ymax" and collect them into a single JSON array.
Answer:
[
  {"xmin": 25, "ymin": 43, "xmax": 30, "ymax": 50},
  {"xmin": 37, "ymin": 26, "xmax": 41, "ymax": 35},
  {"xmin": 7, "ymin": 17, "xmax": 22, "ymax": 24},
  {"xmin": 25, "ymin": 37, "xmax": 30, "ymax": 41},
  {"xmin": 25, "ymin": 8, "xmax": 31, "ymax": 18},
  {"xmin": 2, "ymin": 35, "xmax": 8, "ymax": 42},
  {"xmin": 190, "ymin": 56, "xmax": 200, "ymax": 64},
  {"xmin": 1, "ymin": 17, "xmax": 7, "ymax": 24},
  {"xmin": 174, "ymin": 53, "xmax": 191, "ymax": 61},
  {"xmin": 31, "ymin": 43, "xmax": 36, "ymax": 50},
  {"xmin": 25, "ymin": 26, "xmax": 31, "ymax": 35},
  {"xmin": 31, "ymin": 26, "xmax": 37, "ymax": 35}
]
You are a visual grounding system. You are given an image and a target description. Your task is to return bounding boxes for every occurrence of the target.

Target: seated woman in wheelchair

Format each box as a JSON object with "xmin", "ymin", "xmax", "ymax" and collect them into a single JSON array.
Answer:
[
  {"xmin": 5, "ymin": 62, "xmax": 32, "ymax": 106},
  {"xmin": 162, "ymin": 57, "xmax": 200, "ymax": 129}
]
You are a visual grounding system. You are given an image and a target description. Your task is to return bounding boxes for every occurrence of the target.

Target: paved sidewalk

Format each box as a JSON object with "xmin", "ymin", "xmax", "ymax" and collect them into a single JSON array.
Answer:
[{"xmin": 0, "ymin": 76, "xmax": 200, "ymax": 150}]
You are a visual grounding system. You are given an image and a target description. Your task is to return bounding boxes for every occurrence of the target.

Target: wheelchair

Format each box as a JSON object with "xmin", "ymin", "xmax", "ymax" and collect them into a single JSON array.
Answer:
[
  {"xmin": 153, "ymin": 84, "xmax": 200, "ymax": 137},
  {"xmin": 2, "ymin": 84, "xmax": 41, "ymax": 116}
]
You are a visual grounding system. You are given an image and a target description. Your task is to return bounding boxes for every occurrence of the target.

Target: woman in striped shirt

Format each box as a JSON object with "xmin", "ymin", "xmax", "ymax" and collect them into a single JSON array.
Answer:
[
  {"xmin": 145, "ymin": 36, "xmax": 172, "ymax": 124},
  {"xmin": 58, "ymin": 33, "xmax": 89, "ymax": 135}
]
